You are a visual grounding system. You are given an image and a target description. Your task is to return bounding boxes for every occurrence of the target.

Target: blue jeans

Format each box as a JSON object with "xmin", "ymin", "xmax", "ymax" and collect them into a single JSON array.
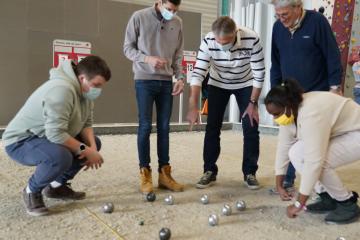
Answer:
[
  {"xmin": 354, "ymin": 87, "xmax": 360, "ymax": 104},
  {"xmin": 5, "ymin": 135, "xmax": 101, "ymax": 193},
  {"xmin": 203, "ymin": 85, "xmax": 260, "ymax": 179},
  {"xmin": 135, "ymin": 80, "xmax": 173, "ymax": 169}
]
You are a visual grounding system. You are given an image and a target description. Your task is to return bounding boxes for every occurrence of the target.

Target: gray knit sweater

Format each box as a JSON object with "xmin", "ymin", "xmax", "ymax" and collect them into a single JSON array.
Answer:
[{"xmin": 123, "ymin": 4, "xmax": 184, "ymax": 81}]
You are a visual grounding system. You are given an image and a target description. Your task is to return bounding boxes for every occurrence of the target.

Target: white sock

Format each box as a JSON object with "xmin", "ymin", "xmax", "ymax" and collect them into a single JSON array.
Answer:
[
  {"xmin": 50, "ymin": 181, "xmax": 62, "ymax": 188},
  {"xmin": 26, "ymin": 185, "xmax": 32, "ymax": 194}
]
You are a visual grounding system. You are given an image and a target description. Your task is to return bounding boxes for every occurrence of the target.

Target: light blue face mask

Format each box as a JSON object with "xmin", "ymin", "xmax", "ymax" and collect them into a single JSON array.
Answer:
[
  {"xmin": 83, "ymin": 81, "xmax": 102, "ymax": 100},
  {"xmin": 217, "ymin": 42, "xmax": 233, "ymax": 51},
  {"xmin": 161, "ymin": 6, "xmax": 175, "ymax": 20}
]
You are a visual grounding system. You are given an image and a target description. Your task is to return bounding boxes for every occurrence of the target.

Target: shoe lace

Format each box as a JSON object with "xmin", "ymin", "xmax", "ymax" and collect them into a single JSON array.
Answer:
[
  {"xmin": 200, "ymin": 171, "xmax": 213, "ymax": 181},
  {"xmin": 247, "ymin": 174, "xmax": 256, "ymax": 182}
]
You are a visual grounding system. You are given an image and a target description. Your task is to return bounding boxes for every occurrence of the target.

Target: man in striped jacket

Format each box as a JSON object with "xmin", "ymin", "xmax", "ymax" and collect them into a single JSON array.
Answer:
[{"xmin": 187, "ymin": 16, "xmax": 265, "ymax": 189}]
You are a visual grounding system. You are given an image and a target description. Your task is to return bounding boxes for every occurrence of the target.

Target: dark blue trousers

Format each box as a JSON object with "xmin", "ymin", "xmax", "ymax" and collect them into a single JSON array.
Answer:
[{"xmin": 203, "ymin": 85, "xmax": 260, "ymax": 179}]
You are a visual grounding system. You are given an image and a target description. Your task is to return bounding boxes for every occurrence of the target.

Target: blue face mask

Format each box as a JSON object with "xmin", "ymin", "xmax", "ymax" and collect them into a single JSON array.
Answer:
[
  {"xmin": 83, "ymin": 80, "xmax": 102, "ymax": 100},
  {"xmin": 218, "ymin": 42, "xmax": 233, "ymax": 51},
  {"xmin": 161, "ymin": 5, "xmax": 175, "ymax": 20}
]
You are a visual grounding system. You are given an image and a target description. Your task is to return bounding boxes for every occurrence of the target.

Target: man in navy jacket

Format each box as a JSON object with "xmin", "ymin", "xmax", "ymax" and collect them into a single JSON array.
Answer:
[{"xmin": 270, "ymin": 0, "xmax": 342, "ymax": 195}]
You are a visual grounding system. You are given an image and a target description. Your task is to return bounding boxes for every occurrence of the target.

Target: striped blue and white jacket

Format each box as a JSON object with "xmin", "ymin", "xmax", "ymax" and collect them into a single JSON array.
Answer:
[{"xmin": 191, "ymin": 27, "xmax": 265, "ymax": 90}]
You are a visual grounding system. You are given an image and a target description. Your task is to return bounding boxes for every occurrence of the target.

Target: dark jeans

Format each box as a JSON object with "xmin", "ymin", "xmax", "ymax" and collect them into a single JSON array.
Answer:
[
  {"xmin": 5, "ymin": 135, "xmax": 101, "ymax": 193},
  {"xmin": 285, "ymin": 162, "xmax": 296, "ymax": 185},
  {"xmin": 135, "ymin": 80, "xmax": 173, "ymax": 169},
  {"xmin": 203, "ymin": 85, "xmax": 260, "ymax": 179}
]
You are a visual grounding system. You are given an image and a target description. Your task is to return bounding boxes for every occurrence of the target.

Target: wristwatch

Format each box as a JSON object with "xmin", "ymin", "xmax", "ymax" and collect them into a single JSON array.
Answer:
[
  {"xmin": 294, "ymin": 200, "xmax": 307, "ymax": 210},
  {"xmin": 249, "ymin": 99, "xmax": 258, "ymax": 105},
  {"xmin": 76, "ymin": 143, "xmax": 86, "ymax": 156},
  {"xmin": 330, "ymin": 85, "xmax": 340, "ymax": 90}
]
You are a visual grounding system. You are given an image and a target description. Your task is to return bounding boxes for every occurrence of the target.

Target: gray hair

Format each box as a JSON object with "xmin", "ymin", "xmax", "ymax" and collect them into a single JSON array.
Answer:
[
  {"xmin": 211, "ymin": 16, "xmax": 237, "ymax": 37},
  {"xmin": 271, "ymin": 0, "xmax": 303, "ymax": 8}
]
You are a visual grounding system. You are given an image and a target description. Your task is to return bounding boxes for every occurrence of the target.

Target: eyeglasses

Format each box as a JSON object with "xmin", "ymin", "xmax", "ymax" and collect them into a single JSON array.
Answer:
[
  {"xmin": 275, "ymin": 5, "xmax": 301, "ymax": 20},
  {"xmin": 275, "ymin": 12, "xmax": 290, "ymax": 19}
]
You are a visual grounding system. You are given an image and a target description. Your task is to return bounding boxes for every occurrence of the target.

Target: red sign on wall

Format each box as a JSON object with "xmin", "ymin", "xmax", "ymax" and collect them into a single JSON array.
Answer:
[
  {"xmin": 182, "ymin": 50, "xmax": 197, "ymax": 83},
  {"xmin": 53, "ymin": 39, "xmax": 92, "ymax": 67}
]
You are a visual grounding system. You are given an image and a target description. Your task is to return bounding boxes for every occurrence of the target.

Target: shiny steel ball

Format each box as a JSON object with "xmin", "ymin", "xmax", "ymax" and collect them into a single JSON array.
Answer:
[
  {"xmin": 235, "ymin": 200, "xmax": 246, "ymax": 211},
  {"xmin": 145, "ymin": 192, "xmax": 156, "ymax": 202},
  {"xmin": 200, "ymin": 194, "xmax": 209, "ymax": 204},
  {"xmin": 221, "ymin": 204, "xmax": 232, "ymax": 216},
  {"xmin": 164, "ymin": 195, "xmax": 174, "ymax": 205},
  {"xmin": 102, "ymin": 202, "xmax": 114, "ymax": 213},
  {"xmin": 208, "ymin": 214, "xmax": 219, "ymax": 226},
  {"xmin": 336, "ymin": 237, "xmax": 346, "ymax": 240},
  {"xmin": 159, "ymin": 227, "xmax": 171, "ymax": 240}
]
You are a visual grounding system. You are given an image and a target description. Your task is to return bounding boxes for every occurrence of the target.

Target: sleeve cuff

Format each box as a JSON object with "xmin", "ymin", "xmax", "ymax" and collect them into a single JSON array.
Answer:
[
  {"xmin": 253, "ymin": 80, "xmax": 263, "ymax": 89},
  {"xmin": 139, "ymin": 54, "xmax": 147, "ymax": 63},
  {"xmin": 190, "ymin": 78, "xmax": 202, "ymax": 87}
]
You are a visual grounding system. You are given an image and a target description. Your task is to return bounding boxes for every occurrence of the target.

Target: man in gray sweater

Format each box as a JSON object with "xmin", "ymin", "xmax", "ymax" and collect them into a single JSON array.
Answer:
[
  {"xmin": 3, "ymin": 56, "xmax": 111, "ymax": 216},
  {"xmin": 124, "ymin": 0, "xmax": 185, "ymax": 195}
]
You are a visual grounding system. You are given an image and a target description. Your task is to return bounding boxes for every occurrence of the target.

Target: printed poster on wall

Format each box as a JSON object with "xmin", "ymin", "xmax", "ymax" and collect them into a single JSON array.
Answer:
[{"xmin": 53, "ymin": 39, "xmax": 92, "ymax": 67}]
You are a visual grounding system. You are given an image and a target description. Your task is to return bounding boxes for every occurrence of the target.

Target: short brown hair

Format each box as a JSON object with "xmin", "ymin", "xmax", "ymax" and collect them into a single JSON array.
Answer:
[
  {"xmin": 211, "ymin": 16, "xmax": 237, "ymax": 37},
  {"xmin": 74, "ymin": 55, "xmax": 111, "ymax": 81},
  {"xmin": 162, "ymin": 0, "xmax": 181, "ymax": 6}
]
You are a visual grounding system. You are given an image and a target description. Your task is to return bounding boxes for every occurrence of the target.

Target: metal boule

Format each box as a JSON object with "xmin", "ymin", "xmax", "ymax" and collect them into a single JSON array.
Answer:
[
  {"xmin": 208, "ymin": 214, "xmax": 219, "ymax": 226},
  {"xmin": 221, "ymin": 204, "xmax": 232, "ymax": 216},
  {"xmin": 102, "ymin": 202, "xmax": 114, "ymax": 213},
  {"xmin": 164, "ymin": 195, "xmax": 174, "ymax": 205},
  {"xmin": 145, "ymin": 192, "xmax": 156, "ymax": 202},
  {"xmin": 235, "ymin": 200, "xmax": 246, "ymax": 211},
  {"xmin": 200, "ymin": 194, "xmax": 209, "ymax": 204},
  {"xmin": 159, "ymin": 227, "xmax": 171, "ymax": 240}
]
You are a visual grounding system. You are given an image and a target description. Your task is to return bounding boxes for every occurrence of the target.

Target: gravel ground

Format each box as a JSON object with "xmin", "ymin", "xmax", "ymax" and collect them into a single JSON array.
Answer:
[{"xmin": 0, "ymin": 131, "xmax": 359, "ymax": 240}]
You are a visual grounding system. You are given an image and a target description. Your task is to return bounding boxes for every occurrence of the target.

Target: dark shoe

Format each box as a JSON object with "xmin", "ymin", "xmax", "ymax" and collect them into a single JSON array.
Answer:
[
  {"xmin": 325, "ymin": 192, "xmax": 360, "ymax": 225},
  {"xmin": 244, "ymin": 174, "xmax": 260, "ymax": 190},
  {"xmin": 43, "ymin": 183, "xmax": 86, "ymax": 200},
  {"xmin": 306, "ymin": 192, "xmax": 337, "ymax": 214},
  {"xmin": 196, "ymin": 171, "xmax": 216, "ymax": 189},
  {"xmin": 23, "ymin": 189, "xmax": 49, "ymax": 216}
]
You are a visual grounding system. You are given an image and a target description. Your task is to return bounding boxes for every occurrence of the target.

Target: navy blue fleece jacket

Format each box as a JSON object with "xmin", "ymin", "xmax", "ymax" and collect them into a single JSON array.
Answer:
[{"xmin": 270, "ymin": 10, "xmax": 342, "ymax": 91}]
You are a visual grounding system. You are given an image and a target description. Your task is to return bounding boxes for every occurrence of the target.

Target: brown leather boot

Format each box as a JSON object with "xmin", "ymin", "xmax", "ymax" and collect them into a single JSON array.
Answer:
[
  {"xmin": 140, "ymin": 167, "xmax": 153, "ymax": 194},
  {"xmin": 158, "ymin": 165, "xmax": 184, "ymax": 192}
]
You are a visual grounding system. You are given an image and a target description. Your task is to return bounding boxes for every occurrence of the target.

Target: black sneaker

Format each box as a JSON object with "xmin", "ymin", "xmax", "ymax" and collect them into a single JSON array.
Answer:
[
  {"xmin": 196, "ymin": 171, "xmax": 216, "ymax": 189},
  {"xmin": 325, "ymin": 192, "xmax": 360, "ymax": 225},
  {"xmin": 23, "ymin": 189, "xmax": 49, "ymax": 216},
  {"xmin": 43, "ymin": 183, "xmax": 86, "ymax": 200},
  {"xmin": 244, "ymin": 174, "xmax": 260, "ymax": 190},
  {"xmin": 306, "ymin": 192, "xmax": 337, "ymax": 214}
]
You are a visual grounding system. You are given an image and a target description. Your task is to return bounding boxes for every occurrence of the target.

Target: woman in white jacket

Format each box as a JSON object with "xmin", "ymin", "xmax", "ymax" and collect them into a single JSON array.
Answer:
[{"xmin": 265, "ymin": 79, "xmax": 360, "ymax": 225}]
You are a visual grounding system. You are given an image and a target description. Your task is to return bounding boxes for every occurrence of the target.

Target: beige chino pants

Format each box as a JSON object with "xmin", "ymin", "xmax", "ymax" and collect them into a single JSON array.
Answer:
[{"xmin": 289, "ymin": 131, "xmax": 360, "ymax": 201}]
